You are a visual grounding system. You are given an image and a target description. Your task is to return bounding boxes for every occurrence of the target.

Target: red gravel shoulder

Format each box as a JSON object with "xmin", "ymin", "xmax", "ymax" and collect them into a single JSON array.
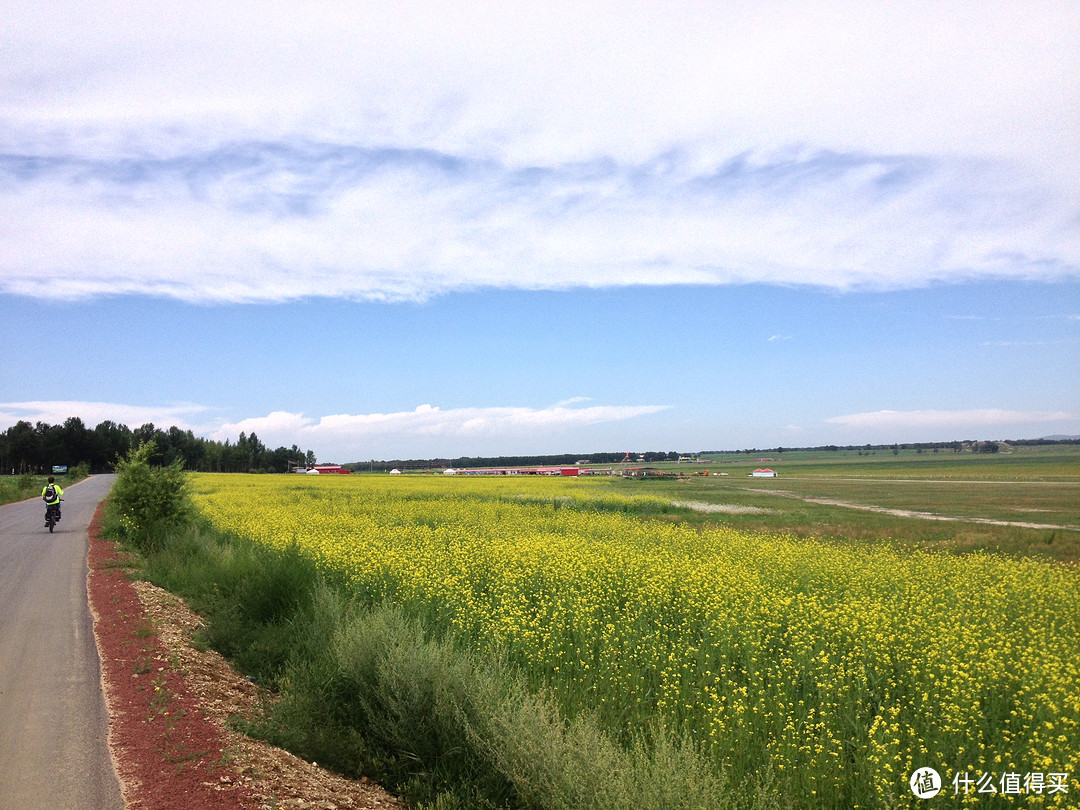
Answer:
[{"xmin": 87, "ymin": 503, "xmax": 404, "ymax": 810}]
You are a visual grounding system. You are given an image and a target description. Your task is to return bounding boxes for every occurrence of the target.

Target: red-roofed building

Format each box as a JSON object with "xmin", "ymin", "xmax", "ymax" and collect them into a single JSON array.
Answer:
[{"xmin": 305, "ymin": 464, "xmax": 351, "ymax": 474}]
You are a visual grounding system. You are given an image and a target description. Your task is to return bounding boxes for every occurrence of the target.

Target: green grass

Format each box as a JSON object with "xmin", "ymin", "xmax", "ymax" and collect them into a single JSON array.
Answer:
[
  {"xmin": 0, "ymin": 466, "xmax": 91, "ymax": 505},
  {"xmin": 699, "ymin": 442, "xmax": 1080, "ymax": 479},
  {"xmin": 0, "ymin": 473, "xmax": 43, "ymax": 504},
  {"xmin": 732, "ymin": 477, "xmax": 1079, "ymax": 524},
  {"xmin": 606, "ymin": 445, "xmax": 1080, "ymax": 563}
]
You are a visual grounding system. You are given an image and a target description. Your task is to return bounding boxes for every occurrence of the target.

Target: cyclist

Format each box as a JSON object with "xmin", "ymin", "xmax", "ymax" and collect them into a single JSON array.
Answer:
[{"xmin": 42, "ymin": 476, "xmax": 64, "ymax": 526}]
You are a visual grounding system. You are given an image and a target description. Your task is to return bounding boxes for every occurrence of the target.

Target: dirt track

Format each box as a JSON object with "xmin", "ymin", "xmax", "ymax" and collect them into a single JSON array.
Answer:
[{"xmin": 755, "ymin": 487, "xmax": 1080, "ymax": 532}]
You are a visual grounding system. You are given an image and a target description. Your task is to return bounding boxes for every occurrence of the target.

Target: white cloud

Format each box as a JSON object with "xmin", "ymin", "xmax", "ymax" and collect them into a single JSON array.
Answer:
[
  {"xmin": 3, "ymin": 145, "xmax": 1074, "ymax": 303},
  {"xmin": 1, "ymin": 2, "xmax": 1077, "ymax": 303},
  {"xmin": 0, "ymin": 399, "xmax": 671, "ymax": 460},
  {"xmin": 212, "ymin": 402, "xmax": 672, "ymax": 459},
  {"xmin": 825, "ymin": 409, "xmax": 1078, "ymax": 441},
  {"xmin": 5, "ymin": 2, "xmax": 1077, "ymax": 167},
  {"xmin": 553, "ymin": 397, "xmax": 593, "ymax": 408},
  {"xmin": 0, "ymin": 400, "xmax": 211, "ymax": 432}
]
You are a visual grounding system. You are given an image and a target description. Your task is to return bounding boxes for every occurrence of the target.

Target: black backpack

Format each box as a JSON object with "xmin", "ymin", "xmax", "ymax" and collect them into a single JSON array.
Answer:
[{"xmin": 44, "ymin": 484, "xmax": 56, "ymax": 502}]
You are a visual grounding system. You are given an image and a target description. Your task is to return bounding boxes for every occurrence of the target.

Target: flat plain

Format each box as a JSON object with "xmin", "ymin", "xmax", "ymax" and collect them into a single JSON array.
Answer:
[
  {"xmin": 186, "ymin": 459, "xmax": 1080, "ymax": 807},
  {"xmin": 608, "ymin": 444, "xmax": 1080, "ymax": 563}
]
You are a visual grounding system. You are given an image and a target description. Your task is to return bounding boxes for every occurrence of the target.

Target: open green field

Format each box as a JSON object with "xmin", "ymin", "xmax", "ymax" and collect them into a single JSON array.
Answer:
[
  {"xmin": 605, "ymin": 444, "xmax": 1080, "ymax": 563},
  {"xmin": 697, "ymin": 441, "xmax": 1079, "ymax": 480}
]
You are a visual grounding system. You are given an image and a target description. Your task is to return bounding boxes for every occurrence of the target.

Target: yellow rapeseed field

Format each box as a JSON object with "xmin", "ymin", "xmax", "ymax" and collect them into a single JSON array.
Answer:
[{"xmin": 191, "ymin": 473, "xmax": 1079, "ymax": 806}]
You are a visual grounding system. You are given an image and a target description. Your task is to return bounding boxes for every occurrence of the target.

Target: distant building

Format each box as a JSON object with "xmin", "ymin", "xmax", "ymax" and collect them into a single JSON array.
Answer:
[
  {"xmin": 751, "ymin": 468, "xmax": 777, "ymax": 478},
  {"xmin": 308, "ymin": 465, "xmax": 351, "ymax": 475},
  {"xmin": 455, "ymin": 466, "xmax": 580, "ymax": 476}
]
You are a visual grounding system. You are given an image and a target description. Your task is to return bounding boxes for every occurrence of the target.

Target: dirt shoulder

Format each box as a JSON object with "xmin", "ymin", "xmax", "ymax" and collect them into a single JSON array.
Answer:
[{"xmin": 87, "ymin": 503, "xmax": 405, "ymax": 810}]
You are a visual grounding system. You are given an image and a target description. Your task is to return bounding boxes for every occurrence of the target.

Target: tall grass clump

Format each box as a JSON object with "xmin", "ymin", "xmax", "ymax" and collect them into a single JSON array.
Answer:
[
  {"xmin": 141, "ymin": 523, "xmax": 328, "ymax": 681},
  {"xmin": 270, "ymin": 596, "xmax": 755, "ymax": 809}
]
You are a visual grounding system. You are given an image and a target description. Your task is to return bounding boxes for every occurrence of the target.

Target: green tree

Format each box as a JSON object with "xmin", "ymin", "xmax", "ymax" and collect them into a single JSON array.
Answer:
[
  {"xmin": 106, "ymin": 440, "xmax": 192, "ymax": 550},
  {"xmin": 9, "ymin": 421, "xmax": 41, "ymax": 473},
  {"xmin": 61, "ymin": 416, "xmax": 93, "ymax": 467},
  {"xmin": 94, "ymin": 420, "xmax": 133, "ymax": 470},
  {"xmin": 38, "ymin": 421, "xmax": 65, "ymax": 466}
]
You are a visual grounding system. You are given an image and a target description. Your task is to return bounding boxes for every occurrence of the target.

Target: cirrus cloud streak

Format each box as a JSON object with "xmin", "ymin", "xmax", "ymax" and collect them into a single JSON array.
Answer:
[
  {"xmin": 2, "ymin": 1, "xmax": 1077, "ymax": 303},
  {"xmin": 0, "ymin": 399, "xmax": 671, "ymax": 461},
  {"xmin": 0, "ymin": 400, "xmax": 211, "ymax": 433},
  {"xmin": 1, "ymin": 143, "xmax": 1075, "ymax": 304},
  {"xmin": 210, "ymin": 402, "xmax": 671, "ymax": 458},
  {"xmin": 826, "ymin": 409, "xmax": 1078, "ymax": 442}
]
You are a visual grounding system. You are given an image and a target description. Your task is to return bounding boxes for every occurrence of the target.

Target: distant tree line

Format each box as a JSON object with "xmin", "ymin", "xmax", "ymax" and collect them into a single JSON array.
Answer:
[
  {"xmin": 7, "ymin": 417, "xmax": 1072, "ymax": 477},
  {"xmin": 705, "ymin": 438, "xmax": 1075, "ymax": 456},
  {"xmin": 0, "ymin": 418, "xmax": 316, "ymax": 475},
  {"xmin": 355, "ymin": 451, "xmax": 683, "ymax": 472}
]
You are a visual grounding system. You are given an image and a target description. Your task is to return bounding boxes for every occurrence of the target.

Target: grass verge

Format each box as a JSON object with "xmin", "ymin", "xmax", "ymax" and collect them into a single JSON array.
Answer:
[{"xmin": 118, "ymin": 519, "xmax": 773, "ymax": 809}]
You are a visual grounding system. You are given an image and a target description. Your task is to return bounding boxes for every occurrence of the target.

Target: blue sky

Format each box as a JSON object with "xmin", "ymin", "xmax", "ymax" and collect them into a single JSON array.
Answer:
[{"xmin": 2, "ymin": 2, "xmax": 1078, "ymax": 461}]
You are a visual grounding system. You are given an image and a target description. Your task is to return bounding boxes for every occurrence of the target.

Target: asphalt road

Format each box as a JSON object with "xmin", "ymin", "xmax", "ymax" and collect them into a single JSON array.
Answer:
[{"xmin": 0, "ymin": 474, "xmax": 124, "ymax": 810}]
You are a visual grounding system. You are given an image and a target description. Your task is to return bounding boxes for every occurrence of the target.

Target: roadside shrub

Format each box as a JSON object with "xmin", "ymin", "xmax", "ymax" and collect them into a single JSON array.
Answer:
[{"xmin": 105, "ymin": 441, "xmax": 192, "ymax": 550}]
